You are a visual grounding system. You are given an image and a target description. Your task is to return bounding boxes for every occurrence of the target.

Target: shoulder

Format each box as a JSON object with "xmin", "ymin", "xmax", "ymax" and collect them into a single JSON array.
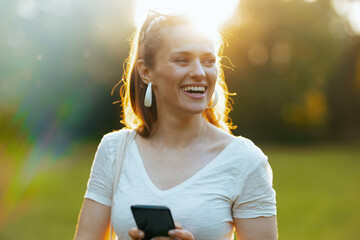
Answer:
[
  {"xmin": 98, "ymin": 128, "xmax": 135, "ymax": 155},
  {"xmin": 210, "ymin": 125, "xmax": 267, "ymax": 167},
  {"xmin": 234, "ymin": 136, "xmax": 266, "ymax": 158},
  {"xmin": 225, "ymin": 135, "xmax": 268, "ymax": 173},
  {"xmin": 102, "ymin": 128, "xmax": 134, "ymax": 144}
]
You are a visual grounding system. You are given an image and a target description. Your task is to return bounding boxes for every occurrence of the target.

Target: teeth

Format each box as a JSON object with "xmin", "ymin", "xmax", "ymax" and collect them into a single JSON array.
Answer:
[{"xmin": 182, "ymin": 86, "xmax": 205, "ymax": 92}]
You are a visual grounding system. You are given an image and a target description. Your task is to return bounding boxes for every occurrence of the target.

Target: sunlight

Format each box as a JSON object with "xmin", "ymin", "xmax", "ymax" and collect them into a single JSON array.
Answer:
[
  {"xmin": 132, "ymin": 0, "xmax": 239, "ymax": 32},
  {"xmin": 348, "ymin": 2, "xmax": 360, "ymax": 34},
  {"xmin": 331, "ymin": 0, "xmax": 360, "ymax": 35}
]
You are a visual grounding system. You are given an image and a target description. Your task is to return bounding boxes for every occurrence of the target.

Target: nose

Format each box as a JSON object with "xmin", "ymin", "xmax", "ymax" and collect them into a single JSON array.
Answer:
[{"xmin": 189, "ymin": 59, "xmax": 206, "ymax": 80}]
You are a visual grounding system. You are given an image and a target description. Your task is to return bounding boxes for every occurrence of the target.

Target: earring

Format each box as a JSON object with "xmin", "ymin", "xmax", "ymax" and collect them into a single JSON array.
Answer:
[
  {"xmin": 144, "ymin": 82, "xmax": 152, "ymax": 107},
  {"xmin": 207, "ymin": 89, "xmax": 218, "ymax": 109}
]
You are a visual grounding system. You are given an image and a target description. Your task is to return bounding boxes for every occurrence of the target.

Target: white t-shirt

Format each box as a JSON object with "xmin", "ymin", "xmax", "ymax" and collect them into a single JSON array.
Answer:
[{"xmin": 85, "ymin": 130, "xmax": 276, "ymax": 240}]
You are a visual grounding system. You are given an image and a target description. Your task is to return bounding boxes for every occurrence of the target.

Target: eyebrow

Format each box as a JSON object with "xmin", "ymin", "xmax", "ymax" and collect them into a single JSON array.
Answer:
[{"xmin": 170, "ymin": 51, "xmax": 215, "ymax": 57}]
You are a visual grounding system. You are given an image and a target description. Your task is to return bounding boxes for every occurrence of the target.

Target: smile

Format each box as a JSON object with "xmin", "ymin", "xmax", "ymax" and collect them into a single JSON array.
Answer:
[
  {"xmin": 181, "ymin": 86, "xmax": 206, "ymax": 95},
  {"xmin": 181, "ymin": 85, "xmax": 207, "ymax": 99}
]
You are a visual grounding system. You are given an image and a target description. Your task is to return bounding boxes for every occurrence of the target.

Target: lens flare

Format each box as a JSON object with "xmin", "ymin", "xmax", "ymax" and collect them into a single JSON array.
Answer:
[{"xmin": 133, "ymin": 0, "xmax": 239, "ymax": 32}]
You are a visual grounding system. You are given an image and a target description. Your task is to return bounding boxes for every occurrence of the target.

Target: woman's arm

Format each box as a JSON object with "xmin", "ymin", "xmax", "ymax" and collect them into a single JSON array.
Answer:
[
  {"xmin": 74, "ymin": 198, "xmax": 111, "ymax": 240},
  {"xmin": 234, "ymin": 216, "xmax": 278, "ymax": 240}
]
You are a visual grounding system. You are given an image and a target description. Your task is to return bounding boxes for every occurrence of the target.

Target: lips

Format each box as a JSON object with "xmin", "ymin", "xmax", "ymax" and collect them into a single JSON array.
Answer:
[
  {"xmin": 181, "ymin": 85, "xmax": 207, "ymax": 99},
  {"xmin": 181, "ymin": 86, "xmax": 206, "ymax": 94}
]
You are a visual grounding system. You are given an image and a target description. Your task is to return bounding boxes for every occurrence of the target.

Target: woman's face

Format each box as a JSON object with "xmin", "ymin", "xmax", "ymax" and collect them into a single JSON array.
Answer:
[{"xmin": 149, "ymin": 24, "xmax": 218, "ymax": 116}]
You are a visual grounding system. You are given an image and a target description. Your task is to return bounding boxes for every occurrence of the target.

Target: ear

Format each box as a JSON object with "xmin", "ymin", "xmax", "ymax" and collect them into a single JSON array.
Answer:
[{"xmin": 137, "ymin": 59, "xmax": 151, "ymax": 84}]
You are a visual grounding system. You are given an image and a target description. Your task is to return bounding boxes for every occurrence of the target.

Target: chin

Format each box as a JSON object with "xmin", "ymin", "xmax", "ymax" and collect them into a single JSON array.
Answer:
[{"xmin": 181, "ymin": 104, "xmax": 208, "ymax": 115}]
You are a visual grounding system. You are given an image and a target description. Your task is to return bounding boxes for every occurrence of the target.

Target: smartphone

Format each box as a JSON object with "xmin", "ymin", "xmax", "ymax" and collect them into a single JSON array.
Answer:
[{"xmin": 131, "ymin": 205, "xmax": 176, "ymax": 240}]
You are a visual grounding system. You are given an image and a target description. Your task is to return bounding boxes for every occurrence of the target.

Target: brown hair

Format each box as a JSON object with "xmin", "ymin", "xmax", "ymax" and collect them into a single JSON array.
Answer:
[{"xmin": 113, "ymin": 11, "xmax": 235, "ymax": 137}]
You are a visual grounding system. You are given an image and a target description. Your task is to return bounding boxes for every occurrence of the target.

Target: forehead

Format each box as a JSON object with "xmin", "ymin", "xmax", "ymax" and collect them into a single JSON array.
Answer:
[{"xmin": 158, "ymin": 24, "xmax": 216, "ymax": 55}]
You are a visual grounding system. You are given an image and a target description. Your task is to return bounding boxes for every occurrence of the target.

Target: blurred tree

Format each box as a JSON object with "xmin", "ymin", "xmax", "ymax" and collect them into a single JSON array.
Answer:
[
  {"xmin": 327, "ymin": 38, "xmax": 360, "ymax": 140},
  {"xmin": 221, "ymin": 0, "xmax": 358, "ymax": 142}
]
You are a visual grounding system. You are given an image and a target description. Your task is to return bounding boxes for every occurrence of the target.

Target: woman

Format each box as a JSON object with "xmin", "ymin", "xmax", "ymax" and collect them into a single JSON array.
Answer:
[{"xmin": 74, "ymin": 12, "xmax": 277, "ymax": 240}]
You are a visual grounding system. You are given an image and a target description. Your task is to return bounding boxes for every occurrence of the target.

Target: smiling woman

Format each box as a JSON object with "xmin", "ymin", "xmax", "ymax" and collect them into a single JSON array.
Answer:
[
  {"xmin": 74, "ymin": 8, "xmax": 277, "ymax": 240},
  {"xmin": 121, "ymin": 13, "xmax": 233, "ymax": 136},
  {"xmin": 139, "ymin": 23, "xmax": 218, "ymax": 113}
]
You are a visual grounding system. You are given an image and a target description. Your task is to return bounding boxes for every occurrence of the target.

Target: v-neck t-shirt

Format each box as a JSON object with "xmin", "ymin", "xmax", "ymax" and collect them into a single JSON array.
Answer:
[{"xmin": 84, "ymin": 130, "xmax": 276, "ymax": 240}]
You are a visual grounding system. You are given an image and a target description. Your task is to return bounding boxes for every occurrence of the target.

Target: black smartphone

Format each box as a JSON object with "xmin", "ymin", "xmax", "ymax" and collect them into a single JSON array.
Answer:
[{"xmin": 131, "ymin": 205, "xmax": 176, "ymax": 240}]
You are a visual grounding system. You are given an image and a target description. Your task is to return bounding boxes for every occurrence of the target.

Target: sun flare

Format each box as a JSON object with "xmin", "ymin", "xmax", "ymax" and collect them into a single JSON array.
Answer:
[{"xmin": 132, "ymin": 0, "xmax": 239, "ymax": 32}]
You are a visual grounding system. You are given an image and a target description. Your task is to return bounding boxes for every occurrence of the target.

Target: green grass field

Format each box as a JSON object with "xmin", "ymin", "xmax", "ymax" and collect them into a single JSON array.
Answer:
[{"xmin": 0, "ymin": 141, "xmax": 359, "ymax": 240}]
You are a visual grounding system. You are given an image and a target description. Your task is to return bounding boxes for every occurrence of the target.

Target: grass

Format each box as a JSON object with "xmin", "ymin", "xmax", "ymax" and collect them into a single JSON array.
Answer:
[
  {"xmin": 263, "ymin": 143, "xmax": 360, "ymax": 240},
  {"xmin": 0, "ymin": 141, "xmax": 359, "ymax": 240},
  {"xmin": 0, "ymin": 141, "xmax": 96, "ymax": 240}
]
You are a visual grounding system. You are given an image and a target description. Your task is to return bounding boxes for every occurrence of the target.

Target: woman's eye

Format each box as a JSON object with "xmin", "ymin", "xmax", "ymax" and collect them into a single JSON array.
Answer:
[
  {"xmin": 174, "ymin": 58, "xmax": 189, "ymax": 64},
  {"xmin": 203, "ymin": 58, "xmax": 216, "ymax": 66}
]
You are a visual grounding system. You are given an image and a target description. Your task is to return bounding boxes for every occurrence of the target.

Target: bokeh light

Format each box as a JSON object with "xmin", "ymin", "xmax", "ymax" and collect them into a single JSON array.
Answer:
[{"xmin": 331, "ymin": 0, "xmax": 360, "ymax": 35}]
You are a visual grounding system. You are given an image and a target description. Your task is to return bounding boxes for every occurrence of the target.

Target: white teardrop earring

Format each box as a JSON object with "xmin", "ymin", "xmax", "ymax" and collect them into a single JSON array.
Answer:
[
  {"xmin": 144, "ymin": 82, "xmax": 152, "ymax": 107},
  {"xmin": 207, "ymin": 89, "xmax": 219, "ymax": 109}
]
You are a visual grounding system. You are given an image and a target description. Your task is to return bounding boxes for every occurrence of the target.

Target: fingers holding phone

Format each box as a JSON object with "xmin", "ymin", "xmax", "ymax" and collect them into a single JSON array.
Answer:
[
  {"xmin": 129, "ymin": 227, "xmax": 194, "ymax": 240},
  {"xmin": 131, "ymin": 205, "xmax": 175, "ymax": 239},
  {"xmin": 129, "ymin": 227, "xmax": 145, "ymax": 240},
  {"xmin": 167, "ymin": 223, "xmax": 194, "ymax": 240},
  {"xmin": 168, "ymin": 229, "xmax": 195, "ymax": 240},
  {"xmin": 129, "ymin": 205, "xmax": 194, "ymax": 240}
]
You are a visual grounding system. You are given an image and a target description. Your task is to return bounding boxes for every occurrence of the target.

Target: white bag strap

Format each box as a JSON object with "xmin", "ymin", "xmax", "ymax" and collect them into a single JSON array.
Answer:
[{"xmin": 110, "ymin": 129, "xmax": 136, "ymax": 240}]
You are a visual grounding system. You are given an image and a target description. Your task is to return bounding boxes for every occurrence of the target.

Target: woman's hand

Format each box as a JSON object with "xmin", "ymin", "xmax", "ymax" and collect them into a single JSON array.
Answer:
[
  {"xmin": 166, "ymin": 222, "xmax": 194, "ymax": 240},
  {"xmin": 129, "ymin": 222, "xmax": 194, "ymax": 240}
]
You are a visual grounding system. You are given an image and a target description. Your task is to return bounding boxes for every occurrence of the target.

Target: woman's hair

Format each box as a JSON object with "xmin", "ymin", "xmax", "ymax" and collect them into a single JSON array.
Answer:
[{"xmin": 113, "ymin": 11, "xmax": 236, "ymax": 137}]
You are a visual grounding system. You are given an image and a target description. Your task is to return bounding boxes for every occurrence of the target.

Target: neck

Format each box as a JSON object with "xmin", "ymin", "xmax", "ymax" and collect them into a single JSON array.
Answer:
[{"xmin": 149, "ymin": 112, "xmax": 209, "ymax": 149}]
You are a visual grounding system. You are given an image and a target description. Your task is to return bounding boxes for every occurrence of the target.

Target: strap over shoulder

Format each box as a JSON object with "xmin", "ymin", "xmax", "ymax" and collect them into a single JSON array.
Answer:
[
  {"xmin": 110, "ymin": 129, "xmax": 136, "ymax": 240},
  {"xmin": 112, "ymin": 129, "xmax": 136, "ymax": 196}
]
